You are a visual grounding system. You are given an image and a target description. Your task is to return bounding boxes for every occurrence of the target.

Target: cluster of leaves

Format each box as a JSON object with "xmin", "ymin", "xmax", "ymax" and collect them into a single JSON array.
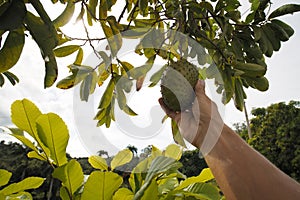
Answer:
[
  {"xmin": 1, "ymin": 0, "xmax": 300, "ymax": 144},
  {"xmin": 0, "ymin": 141, "xmax": 209, "ymax": 199},
  {"xmin": 1, "ymin": 98, "xmax": 222, "ymax": 199},
  {"xmin": 234, "ymin": 101, "xmax": 300, "ymax": 182}
]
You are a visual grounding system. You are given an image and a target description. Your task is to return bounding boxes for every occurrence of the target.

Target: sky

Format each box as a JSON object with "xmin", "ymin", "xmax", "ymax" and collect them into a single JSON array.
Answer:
[{"xmin": 0, "ymin": 0, "xmax": 299, "ymax": 157}]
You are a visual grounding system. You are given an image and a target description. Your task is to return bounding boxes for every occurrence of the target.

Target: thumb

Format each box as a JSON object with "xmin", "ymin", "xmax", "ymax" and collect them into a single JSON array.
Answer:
[{"xmin": 195, "ymin": 80, "xmax": 206, "ymax": 96}]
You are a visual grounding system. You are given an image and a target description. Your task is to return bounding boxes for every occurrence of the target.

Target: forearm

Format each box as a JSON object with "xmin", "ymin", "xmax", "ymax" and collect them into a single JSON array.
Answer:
[{"xmin": 203, "ymin": 125, "xmax": 300, "ymax": 200}]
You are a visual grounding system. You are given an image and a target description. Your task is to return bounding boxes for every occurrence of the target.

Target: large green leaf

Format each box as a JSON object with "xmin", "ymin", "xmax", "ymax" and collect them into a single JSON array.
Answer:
[
  {"xmin": 0, "ymin": 29, "xmax": 25, "ymax": 73},
  {"xmin": 175, "ymin": 168, "xmax": 214, "ymax": 191},
  {"xmin": 81, "ymin": 171, "xmax": 123, "ymax": 200},
  {"xmin": 269, "ymin": 4, "xmax": 300, "ymax": 19},
  {"xmin": 88, "ymin": 155, "xmax": 108, "ymax": 171},
  {"xmin": 111, "ymin": 149, "xmax": 133, "ymax": 170},
  {"xmin": 36, "ymin": 113, "xmax": 69, "ymax": 167},
  {"xmin": 52, "ymin": 159, "xmax": 84, "ymax": 195},
  {"xmin": 0, "ymin": 169, "xmax": 12, "ymax": 187},
  {"xmin": 25, "ymin": 12, "xmax": 58, "ymax": 88},
  {"xmin": 11, "ymin": 99, "xmax": 42, "ymax": 140},
  {"xmin": 0, "ymin": 177, "xmax": 44, "ymax": 196}
]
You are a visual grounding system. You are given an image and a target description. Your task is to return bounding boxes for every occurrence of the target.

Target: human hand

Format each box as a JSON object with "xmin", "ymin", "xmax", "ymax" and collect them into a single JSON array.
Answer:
[{"xmin": 159, "ymin": 80, "xmax": 224, "ymax": 152}]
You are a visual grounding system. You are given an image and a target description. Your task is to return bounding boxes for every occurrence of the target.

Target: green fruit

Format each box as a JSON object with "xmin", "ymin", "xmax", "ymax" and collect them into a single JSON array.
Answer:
[{"xmin": 160, "ymin": 59, "xmax": 199, "ymax": 111}]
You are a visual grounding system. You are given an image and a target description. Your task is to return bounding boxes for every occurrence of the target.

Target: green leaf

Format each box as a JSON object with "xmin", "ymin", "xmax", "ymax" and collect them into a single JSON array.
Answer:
[
  {"xmin": 101, "ymin": 21, "xmax": 122, "ymax": 57},
  {"xmin": 59, "ymin": 187, "xmax": 70, "ymax": 200},
  {"xmin": 52, "ymin": 159, "xmax": 84, "ymax": 195},
  {"xmin": 0, "ymin": 74, "xmax": 4, "ymax": 87},
  {"xmin": 11, "ymin": 99, "xmax": 42, "ymax": 140},
  {"xmin": 139, "ymin": 0, "xmax": 148, "ymax": 16},
  {"xmin": 81, "ymin": 171, "xmax": 123, "ymax": 200},
  {"xmin": 0, "ymin": 169, "xmax": 12, "ymax": 187},
  {"xmin": 0, "ymin": 29, "xmax": 25, "ymax": 73},
  {"xmin": 171, "ymin": 119, "xmax": 186, "ymax": 148},
  {"xmin": 271, "ymin": 19, "xmax": 294, "ymax": 37},
  {"xmin": 269, "ymin": 4, "xmax": 300, "ymax": 19},
  {"xmin": 88, "ymin": 155, "xmax": 108, "ymax": 171},
  {"xmin": 0, "ymin": 177, "xmax": 44, "ymax": 196},
  {"xmin": 74, "ymin": 48, "xmax": 83, "ymax": 65},
  {"xmin": 44, "ymin": 52, "xmax": 58, "ymax": 88},
  {"xmin": 88, "ymin": 0, "xmax": 98, "ymax": 24},
  {"xmin": 146, "ymin": 156, "xmax": 182, "ymax": 183},
  {"xmin": 24, "ymin": 12, "xmax": 58, "ymax": 87},
  {"xmin": 0, "ymin": 0, "xmax": 26, "ymax": 30},
  {"xmin": 185, "ymin": 182, "xmax": 220, "ymax": 200},
  {"xmin": 80, "ymin": 73, "xmax": 93, "ymax": 101},
  {"xmin": 164, "ymin": 144, "xmax": 182, "ymax": 160},
  {"xmin": 113, "ymin": 188, "xmax": 134, "ymax": 200},
  {"xmin": 52, "ymin": 0, "xmax": 76, "ymax": 28},
  {"xmin": 36, "ymin": 113, "xmax": 69, "ymax": 166},
  {"xmin": 232, "ymin": 62, "xmax": 266, "ymax": 77},
  {"xmin": 27, "ymin": 151, "xmax": 47, "ymax": 161},
  {"xmin": 140, "ymin": 179, "xmax": 158, "ymax": 200},
  {"xmin": 0, "ymin": 0, "xmax": 11, "ymax": 16},
  {"xmin": 98, "ymin": 78, "xmax": 115, "ymax": 109},
  {"xmin": 122, "ymin": 104, "xmax": 138, "ymax": 116},
  {"xmin": 149, "ymin": 64, "xmax": 167, "ymax": 87},
  {"xmin": 134, "ymin": 156, "xmax": 182, "ymax": 200},
  {"xmin": 54, "ymin": 45, "xmax": 80, "ymax": 57},
  {"xmin": 3, "ymin": 71, "xmax": 19, "ymax": 86},
  {"xmin": 111, "ymin": 149, "xmax": 133, "ymax": 170},
  {"xmin": 175, "ymin": 168, "xmax": 214, "ymax": 191},
  {"xmin": 9, "ymin": 128, "xmax": 41, "ymax": 154}
]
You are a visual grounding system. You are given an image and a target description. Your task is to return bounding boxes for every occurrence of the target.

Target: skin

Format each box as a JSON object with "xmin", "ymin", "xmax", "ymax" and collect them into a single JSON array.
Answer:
[{"xmin": 159, "ymin": 80, "xmax": 300, "ymax": 200}]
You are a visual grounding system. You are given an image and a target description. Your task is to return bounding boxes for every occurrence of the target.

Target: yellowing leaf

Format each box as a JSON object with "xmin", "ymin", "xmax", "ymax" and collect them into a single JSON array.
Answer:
[
  {"xmin": 164, "ymin": 144, "xmax": 182, "ymax": 160},
  {"xmin": 98, "ymin": 78, "xmax": 115, "ymax": 109},
  {"xmin": 36, "ymin": 113, "xmax": 69, "ymax": 167},
  {"xmin": 81, "ymin": 171, "xmax": 122, "ymax": 200},
  {"xmin": 0, "ymin": 169, "xmax": 12, "ymax": 187},
  {"xmin": 111, "ymin": 149, "xmax": 133, "ymax": 170},
  {"xmin": 0, "ymin": 177, "xmax": 44, "ymax": 196},
  {"xmin": 54, "ymin": 45, "xmax": 80, "ymax": 57},
  {"xmin": 88, "ymin": 155, "xmax": 108, "ymax": 171}
]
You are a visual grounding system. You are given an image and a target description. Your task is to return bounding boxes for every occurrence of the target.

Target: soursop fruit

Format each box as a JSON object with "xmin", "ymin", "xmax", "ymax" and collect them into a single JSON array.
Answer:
[{"xmin": 161, "ymin": 59, "xmax": 199, "ymax": 111}]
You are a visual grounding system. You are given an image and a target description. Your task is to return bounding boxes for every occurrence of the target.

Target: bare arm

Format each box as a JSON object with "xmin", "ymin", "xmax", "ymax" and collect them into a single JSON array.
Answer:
[{"xmin": 159, "ymin": 80, "xmax": 300, "ymax": 200}]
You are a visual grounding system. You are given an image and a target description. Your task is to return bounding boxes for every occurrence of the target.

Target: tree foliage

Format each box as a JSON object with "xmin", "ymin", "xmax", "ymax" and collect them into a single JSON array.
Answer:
[
  {"xmin": 1, "ymin": 1, "xmax": 300, "ymax": 144},
  {"xmin": 0, "ymin": 99, "xmax": 221, "ymax": 199},
  {"xmin": 235, "ymin": 101, "xmax": 300, "ymax": 182}
]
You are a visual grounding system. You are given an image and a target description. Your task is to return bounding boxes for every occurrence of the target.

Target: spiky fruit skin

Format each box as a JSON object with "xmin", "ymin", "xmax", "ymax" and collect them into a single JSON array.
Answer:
[{"xmin": 160, "ymin": 59, "xmax": 199, "ymax": 112}]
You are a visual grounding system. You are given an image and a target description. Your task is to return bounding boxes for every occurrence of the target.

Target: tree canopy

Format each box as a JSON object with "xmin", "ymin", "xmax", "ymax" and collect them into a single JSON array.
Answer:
[
  {"xmin": 235, "ymin": 101, "xmax": 300, "ymax": 182},
  {"xmin": 1, "ymin": 1, "xmax": 300, "ymax": 144}
]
